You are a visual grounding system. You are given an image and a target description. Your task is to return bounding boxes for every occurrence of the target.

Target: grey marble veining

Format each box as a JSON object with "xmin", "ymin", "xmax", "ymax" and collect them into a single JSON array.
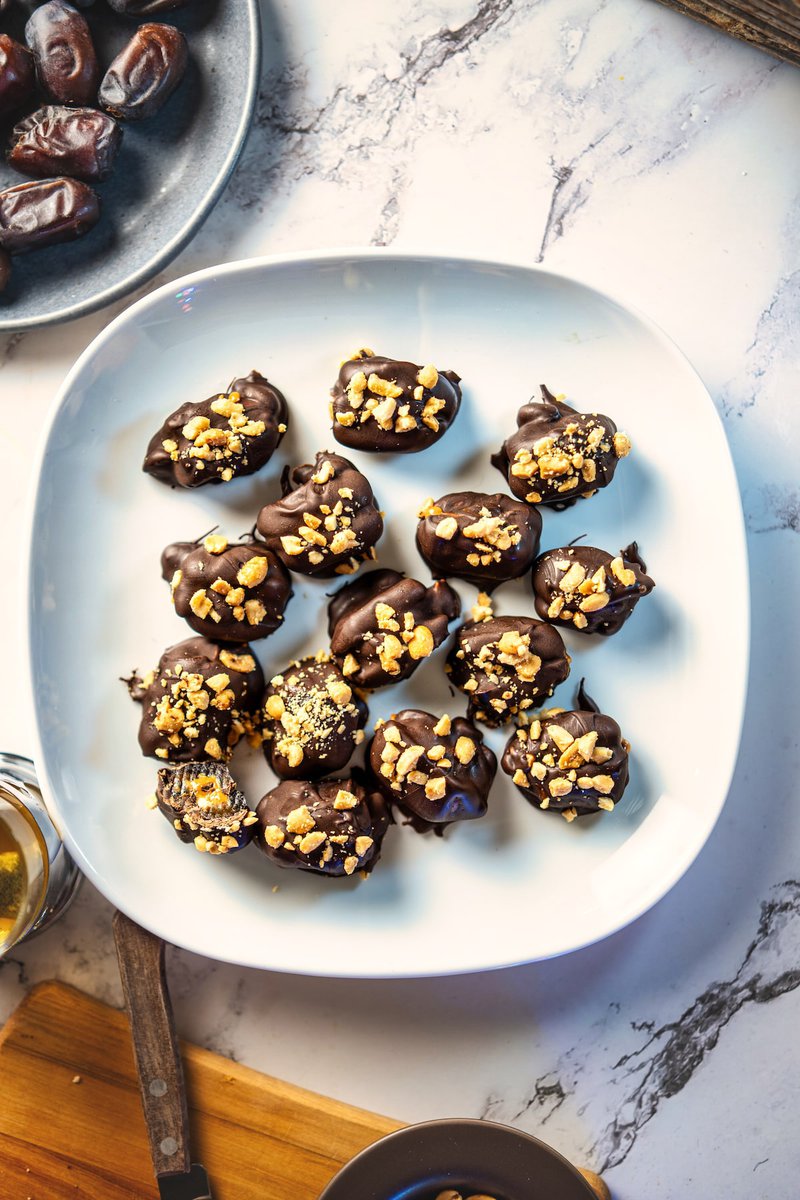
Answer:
[{"xmin": 2, "ymin": 2, "xmax": 800, "ymax": 1198}]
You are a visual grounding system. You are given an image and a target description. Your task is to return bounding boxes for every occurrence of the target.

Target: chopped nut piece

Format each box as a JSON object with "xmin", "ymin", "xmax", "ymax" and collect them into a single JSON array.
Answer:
[
  {"xmin": 334, "ymin": 789, "xmax": 359, "ymax": 810},
  {"xmin": 549, "ymin": 777, "xmax": 573, "ymax": 797},
  {"xmin": 182, "ymin": 415, "xmax": 210, "ymax": 441},
  {"xmin": 435, "ymin": 516, "xmax": 458, "ymax": 540},
  {"xmin": 407, "ymin": 625, "xmax": 434, "ymax": 660},
  {"xmin": 263, "ymin": 824, "xmax": 285, "ymax": 849},
  {"xmin": 580, "ymin": 591, "xmax": 610, "ymax": 613},
  {"xmin": 433, "ymin": 714, "xmax": 452, "ymax": 737},
  {"xmin": 416, "ymin": 363, "xmax": 439, "ymax": 389},
  {"xmin": 204, "ymin": 738, "xmax": 223, "ymax": 760},
  {"xmin": 355, "ymin": 835, "xmax": 374, "ymax": 857},
  {"xmin": 425, "ymin": 776, "xmax": 447, "ymax": 801},
  {"xmin": 396, "ymin": 745, "xmax": 425, "ymax": 775},
  {"xmin": 455, "ymin": 736, "xmax": 476, "ymax": 764},
  {"xmin": 189, "ymin": 589, "xmax": 213, "ymax": 620},
  {"xmin": 299, "ymin": 831, "xmax": 327, "ymax": 854},
  {"xmin": 237, "ymin": 556, "xmax": 269, "ymax": 587},
  {"xmin": 203, "ymin": 534, "xmax": 228, "ymax": 554},
  {"xmin": 613, "ymin": 432, "xmax": 631, "ymax": 458},
  {"xmin": 343, "ymin": 855, "xmax": 359, "ymax": 875},
  {"xmin": 342, "ymin": 654, "xmax": 360, "ymax": 677},
  {"xmin": 311, "ymin": 459, "xmax": 335, "ymax": 485},
  {"xmin": 286, "ymin": 805, "xmax": 315, "ymax": 834},
  {"xmin": 326, "ymin": 678, "xmax": 352, "ymax": 707}
]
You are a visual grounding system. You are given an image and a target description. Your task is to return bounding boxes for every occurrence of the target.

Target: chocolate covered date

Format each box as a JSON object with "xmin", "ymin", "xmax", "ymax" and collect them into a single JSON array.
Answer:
[
  {"xmin": 0, "ymin": 178, "xmax": 99, "ymax": 254},
  {"xmin": 0, "ymin": 34, "xmax": 36, "ymax": 119},
  {"xmin": 9, "ymin": 107, "xmax": 122, "ymax": 183},
  {"xmin": 99, "ymin": 23, "xmax": 187, "ymax": 121},
  {"xmin": 107, "ymin": 0, "xmax": 193, "ymax": 12},
  {"xmin": 25, "ymin": 1, "xmax": 100, "ymax": 106}
]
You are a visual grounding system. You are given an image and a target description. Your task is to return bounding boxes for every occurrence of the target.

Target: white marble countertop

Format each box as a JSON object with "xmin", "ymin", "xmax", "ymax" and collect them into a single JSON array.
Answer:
[{"xmin": 2, "ymin": 2, "xmax": 799, "ymax": 1196}]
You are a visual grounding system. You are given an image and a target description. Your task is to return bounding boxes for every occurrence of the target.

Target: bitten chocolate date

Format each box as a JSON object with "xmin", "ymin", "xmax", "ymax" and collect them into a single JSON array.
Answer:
[
  {"xmin": 126, "ymin": 637, "xmax": 264, "ymax": 764},
  {"xmin": 416, "ymin": 491, "xmax": 542, "ymax": 590},
  {"xmin": 492, "ymin": 384, "xmax": 631, "ymax": 508},
  {"xmin": 501, "ymin": 687, "xmax": 630, "ymax": 820},
  {"xmin": 8, "ymin": 106, "xmax": 122, "ymax": 183},
  {"xmin": 162, "ymin": 533, "xmax": 292, "ymax": 644},
  {"xmin": 99, "ymin": 22, "xmax": 187, "ymax": 121},
  {"xmin": 143, "ymin": 370, "xmax": 288, "ymax": 488},
  {"xmin": 328, "ymin": 569, "xmax": 461, "ymax": 690},
  {"xmin": 154, "ymin": 761, "xmax": 258, "ymax": 854},
  {"xmin": 255, "ymin": 776, "xmax": 390, "ymax": 878},
  {"xmin": 368, "ymin": 709, "xmax": 497, "ymax": 834},
  {"xmin": 331, "ymin": 348, "xmax": 462, "ymax": 453},
  {"xmin": 0, "ymin": 34, "xmax": 35, "ymax": 119},
  {"xmin": 532, "ymin": 542, "xmax": 655, "ymax": 636},
  {"xmin": 25, "ymin": 1, "xmax": 100, "ymax": 106},
  {"xmin": 108, "ymin": 0, "xmax": 193, "ymax": 11},
  {"xmin": 256, "ymin": 451, "xmax": 384, "ymax": 579},
  {"xmin": 262, "ymin": 656, "xmax": 368, "ymax": 780},
  {"xmin": 0, "ymin": 177, "xmax": 99, "ymax": 254},
  {"xmin": 447, "ymin": 613, "xmax": 570, "ymax": 726}
]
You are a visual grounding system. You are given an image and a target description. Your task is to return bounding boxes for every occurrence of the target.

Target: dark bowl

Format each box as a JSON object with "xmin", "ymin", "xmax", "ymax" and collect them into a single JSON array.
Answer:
[
  {"xmin": 0, "ymin": 0, "xmax": 260, "ymax": 330},
  {"xmin": 318, "ymin": 1119, "xmax": 599, "ymax": 1200}
]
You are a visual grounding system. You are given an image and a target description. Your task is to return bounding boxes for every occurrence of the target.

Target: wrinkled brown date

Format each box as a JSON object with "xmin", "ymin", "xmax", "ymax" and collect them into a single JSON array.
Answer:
[
  {"xmin": 107, "ymin": 0, "xmax": 192, "ymax": 13},
  {"xmin": 0, "ymin": 34, "xmax": 36, "ymax": 119},
  {"xmin": 25, "ymin": 1, "xmax": 100, "ymax": 106},
  {"xmin": 9, "ymin": 106, "xmax": 122, "ymax": 183},
  {"xmin": 0, "ymin": 177, "xmax": 100, "ymax": 254},
  {"xmin": 99, "ymin": 23, "xmax": 187, "ymax": 121},
  {"xmin": 0, "ymin": 248, "xmax": 10, "ymax": 293}
]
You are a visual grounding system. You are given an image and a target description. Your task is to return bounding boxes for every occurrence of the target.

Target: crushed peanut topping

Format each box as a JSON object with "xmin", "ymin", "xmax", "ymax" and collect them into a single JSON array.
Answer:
[
  {"xmin": 264, "ymin": 660, "xmax": 363, "ymax": 769},
  {"xmin": 203, "ymin": 534, "xmax": 228, "ymax": 554}
]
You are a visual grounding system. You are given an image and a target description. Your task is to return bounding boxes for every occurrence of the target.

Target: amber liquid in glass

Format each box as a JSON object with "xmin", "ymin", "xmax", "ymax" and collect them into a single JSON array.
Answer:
[{"xmin": 0, "ymin": 815, "xmax": 29, "ymax": 947}]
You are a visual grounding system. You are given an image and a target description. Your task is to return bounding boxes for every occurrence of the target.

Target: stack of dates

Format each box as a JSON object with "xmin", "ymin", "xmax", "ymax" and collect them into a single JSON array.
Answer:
[{"xmin": 0, "ymin": 0, "xmax": 192, "ymax": 293}]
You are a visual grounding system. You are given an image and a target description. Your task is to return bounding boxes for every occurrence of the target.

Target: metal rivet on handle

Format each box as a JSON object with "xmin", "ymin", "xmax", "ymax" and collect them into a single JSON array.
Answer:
[
  {"xmin": 160, "ymin": 1137, "xmax": 179, "ymax": 1157},
  {"xmin": 149, "ymin": 1078, "xmax": 168, "ymax": 1097}
]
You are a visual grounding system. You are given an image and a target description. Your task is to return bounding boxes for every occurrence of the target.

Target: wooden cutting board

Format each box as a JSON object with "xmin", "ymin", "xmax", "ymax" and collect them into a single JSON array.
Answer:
[{"xmin": 0, "ymin": 981, "xmax": 401, "ymax": 1199}]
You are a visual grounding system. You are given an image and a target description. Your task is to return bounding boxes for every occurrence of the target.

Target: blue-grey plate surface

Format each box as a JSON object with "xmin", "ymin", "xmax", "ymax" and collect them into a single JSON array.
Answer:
[{"xmin": 0, "ymin": 0, "xmax": 259, "ymax": 331}]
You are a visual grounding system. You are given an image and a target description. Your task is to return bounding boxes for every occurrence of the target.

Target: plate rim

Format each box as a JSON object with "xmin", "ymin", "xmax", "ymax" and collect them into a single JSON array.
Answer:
[
  {"xmin": 0, "ymin": 0, "xmax": 262, "ymax": 333},
  {"xmin": 24, "ymin": 247, "xmax": 751, "ymax": 976}
]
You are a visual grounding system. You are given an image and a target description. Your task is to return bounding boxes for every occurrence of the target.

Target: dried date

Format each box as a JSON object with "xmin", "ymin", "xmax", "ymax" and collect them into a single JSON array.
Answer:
[
  {"xmin": 99, "ymin": 23, "xmax": 187, "ymax": 121},
  {"xmin": 0, "ymin": 34, "xmax": 36, "ymax": 119},
  {"xmin": 0, "ymin": 177, "xmax": 100, "ymax": 254},
  {"xmin": 9, "ymin": 106, "xmax": 122, "ymax": 183},
  {"xmin": 25, "ymin": 0, "xmax": 100, "ymax": 107}
]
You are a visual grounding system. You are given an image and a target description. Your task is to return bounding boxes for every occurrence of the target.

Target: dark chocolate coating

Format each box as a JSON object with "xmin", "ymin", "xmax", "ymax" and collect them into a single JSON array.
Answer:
[
  {"xmin": 256, "ymin": 451, "xmax": 383, "ymax": 579},
  {"xmin": 127, "ymin": 636, "xmax": 264, "ymax": 764},
  {"xmin": 262, "ymin": 656, "xmax": 368, "ymax": 780},
  {"xmin": 25, "ymin": 1, "xmax": 99, "ymax": 106},
  {"xmin": 0, "ymin": 34, "xmax": 35, "ymax": 119},
  {"xmin": 446, "ymin": 615, "xmax": 570, "ymax": 726},
  {"xmin": 142, "ymin": 370, "xmax": 288, "ymax": 488},
  {"xmin": 368, "ymin": 709, "xmax": 496, "ymax": 834},
  {"xmin": 99, "ymin": 22, "xmax": 187, "ymax": 121},
  {"xmin": 532, "ymin": 541, "xmax": 655, "ymax": 636},
  {"xmin": 416, "ymin": 491, "xmax": 542, "ymax": 590},
  {"xmin": 0, "ymin": 248, "xmax": 10, "ymax": 293},
  {"xmin": 328, "ymin": 569, "xmax": 461, "ymax": 690},
  {"xmin": 0, "ymin": 177, "xmax": 99, "ymax": 253},
  {"xmin": 161, "ymin": 536, "xmax": 292, "ymax": 643},
  {"xmin": 493, "ymin": 384, "xmax": 631, "ymax": 508},
  {"xmin": 108, "ymin": 0, "xmax": 193, "ymax": 13},
  {"xmin": 255, "ymin": 775, "xmax": 390, "ymax": 877},
  {"xmin": 501, "ymin": 707, "xmax": 630, "ymax": 818},
  {"xmin": 9, "ymin": 106, "xmax": 122, "ymax": 183},
  {"xmin": 155, "ymin": 761, "xmax": 257, "ymax": 853},
  {"xmin": 331, "ymin": 350, "xmax": 462, "ymax": 453}
]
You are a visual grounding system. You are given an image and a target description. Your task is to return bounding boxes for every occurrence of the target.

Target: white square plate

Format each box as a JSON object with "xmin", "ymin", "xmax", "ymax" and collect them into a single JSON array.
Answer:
[{"xmin": 27, "ymin": 251, "xmax": 748, "ymax": 976}]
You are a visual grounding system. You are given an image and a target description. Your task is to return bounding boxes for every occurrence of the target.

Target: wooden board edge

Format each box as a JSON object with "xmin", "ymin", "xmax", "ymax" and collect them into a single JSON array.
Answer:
[{"xmin": 652, "ymin": 0, "xmax": 800, "ymax": 66}]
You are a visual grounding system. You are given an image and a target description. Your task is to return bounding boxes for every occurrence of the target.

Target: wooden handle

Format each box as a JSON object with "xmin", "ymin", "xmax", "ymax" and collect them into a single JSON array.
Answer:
[
  {"xmin": 579, "ymin": 1168, "xmax": 611, "ymax": 1199},
  {"xmin": 113, "ymin": 911, "xmax": 191, "ymax": 1180}
]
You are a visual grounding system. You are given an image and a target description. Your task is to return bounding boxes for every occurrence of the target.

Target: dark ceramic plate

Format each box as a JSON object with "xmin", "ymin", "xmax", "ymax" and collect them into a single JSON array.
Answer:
[
  {"xmin": 0, "ymin": 0, "xmax": 259, "ymax": 331},
  {"xmin": 317, "ymin": 1119, "xmax": 597, "ymax": 1200}
]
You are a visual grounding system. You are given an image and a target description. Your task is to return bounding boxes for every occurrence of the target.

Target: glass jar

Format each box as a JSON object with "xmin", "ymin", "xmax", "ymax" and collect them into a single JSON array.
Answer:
[{"xmin": 0, "ymin": 753, "xmax": 81, "ymax": 957}]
